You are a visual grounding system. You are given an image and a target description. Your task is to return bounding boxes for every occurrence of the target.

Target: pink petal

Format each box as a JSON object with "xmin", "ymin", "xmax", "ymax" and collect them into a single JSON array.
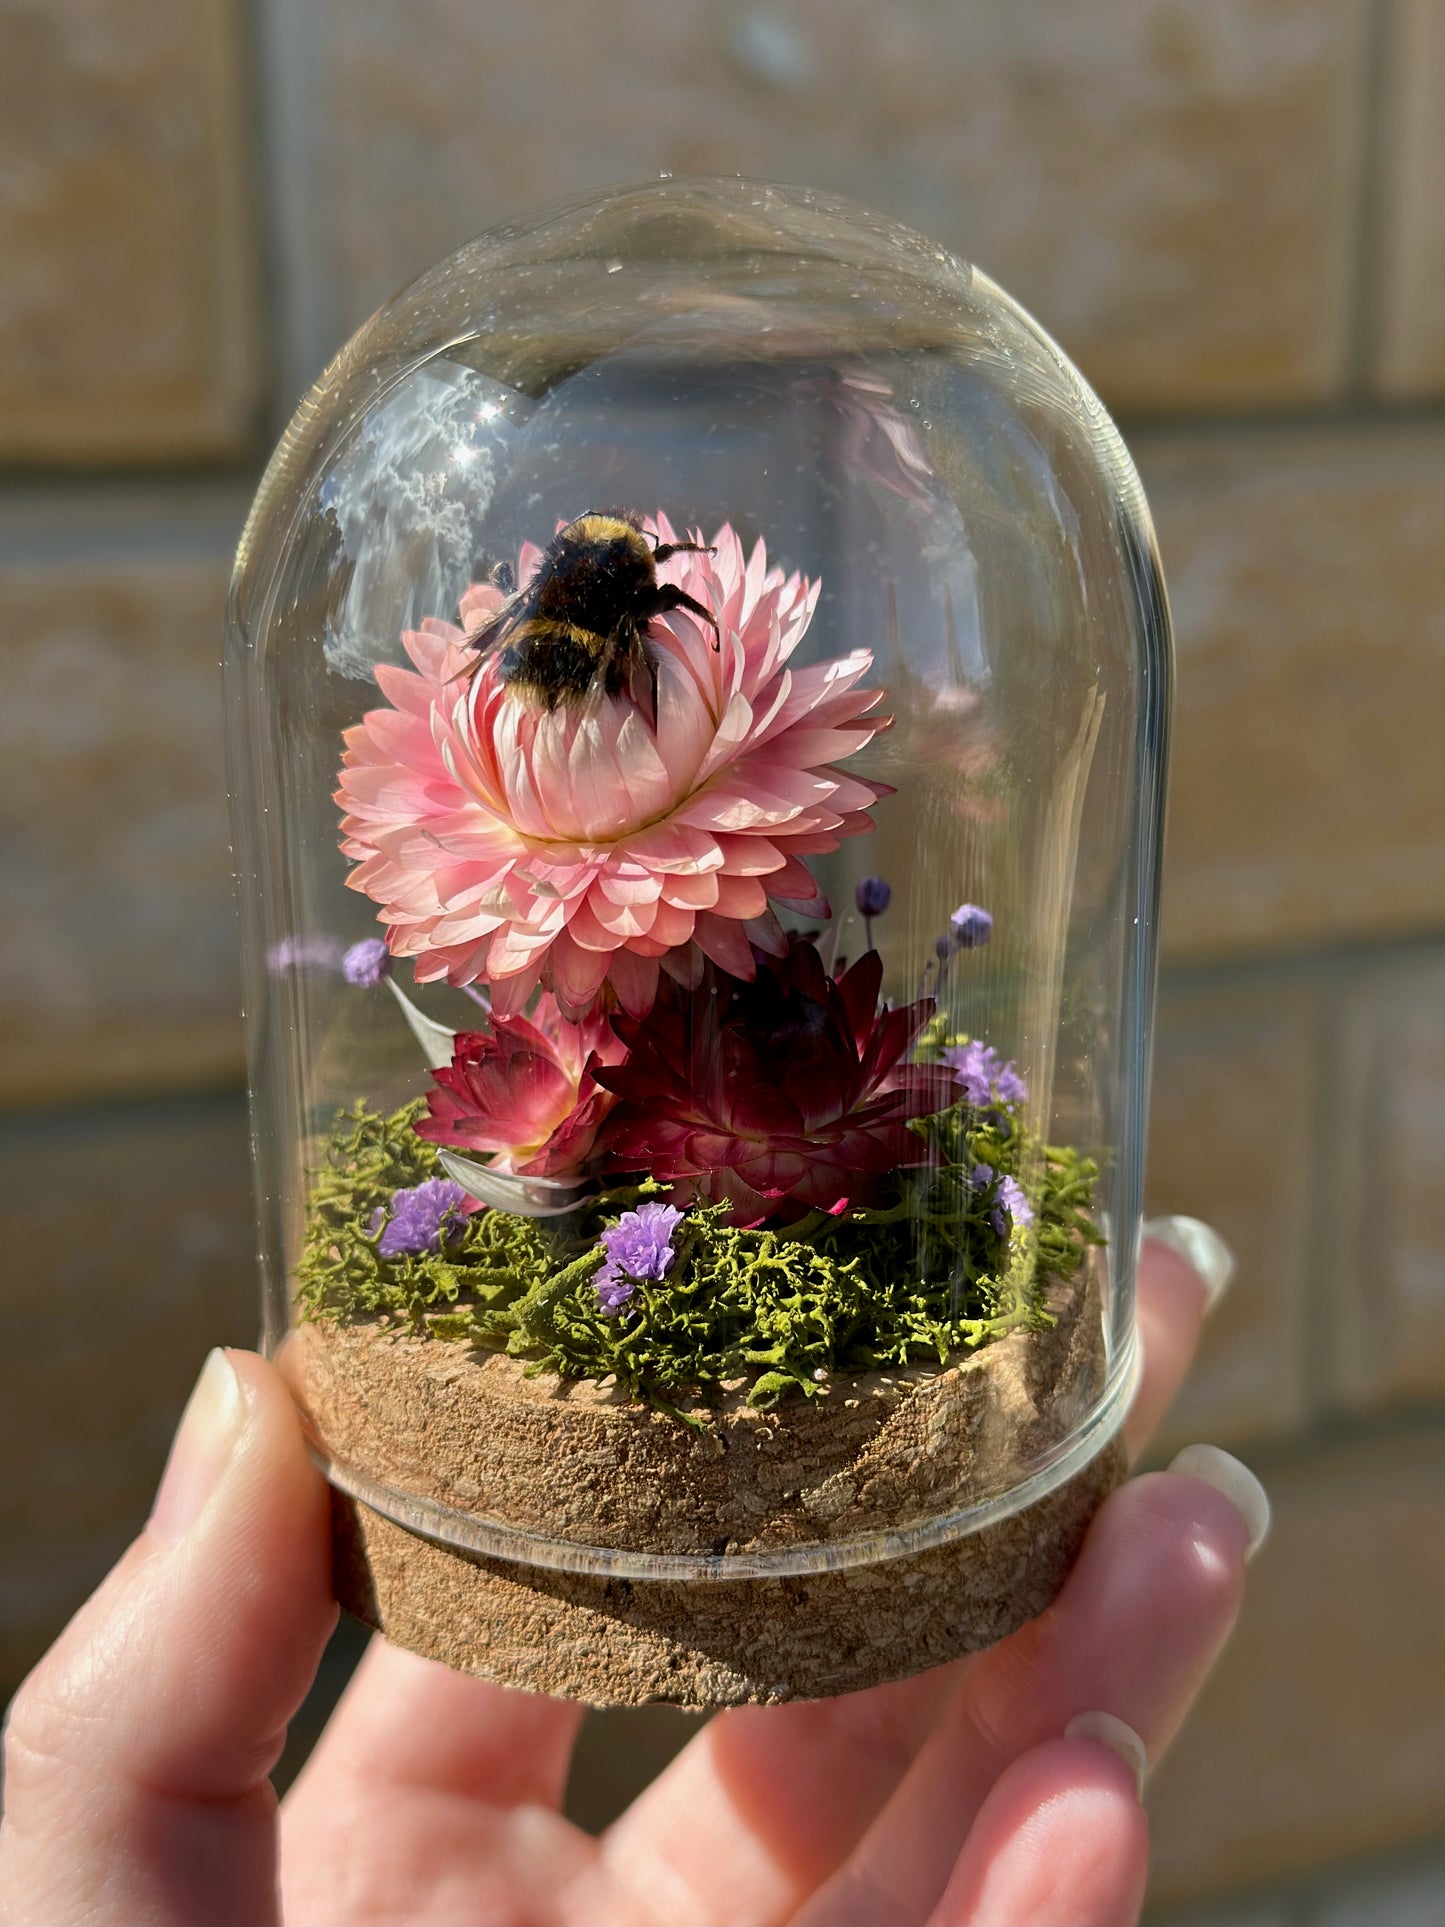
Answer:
[
  {"xmin": 674, "ymin": 789, "xmax": 799, "ymax": 834},
  {"xmin": 607, "ymin": 948, "xmax": 661, "ymax": 1018},
  {"xmin": 689, "ymin": 689, "xmax": 758, "ymax": 788},
  {"xmin": 711, "ymin": 835, "xmax": 785, "ymax": 879},
  {"xmin": 401, "ymin": 622, "xmax": 464, "ymax": 678},
  {"xmin": 373, "ymin": 661, "xmax": 438, "ymax": 719},
  {"xmin": 487, "ymin": 964, "xmax": 546, "ymax": 1016},
  {"xmin": 692, "ymin": 912, "xmax": 759, "ymax": 977},
  {"xmin": 622, "ymin": 821, "xmax": 724, "ymax": 875},
  {"xmin": 458, "ymin": 582, "xmax": 504, "ymax": 629},
  {"xmin": 649, "ymin": 901, "xmax": 698, "ymax": 950},
  {"xmin": 742, "ymin": 908, "xmax": 789, "ymax": 956},
  {"xmin": 574, "ymin": 890, "xmax": 651, "ymax": 946},
  {"xmin": 546, "ymin": 928, "xmax": 613, "ymax": 1013},
  {"xmin": 658, "ymin": 870, "xmax": 720, "ymax": 911},
  {"xmin": 596, "ymin": 866, "xmax": 665, "ymax": 907},
  {"xmin": 709, "ymin": 874, "xmax": 769, "ymax": 921},
  {"xmin": 660, "ymin": 943, "xmax": 706, "ymax": 989}
]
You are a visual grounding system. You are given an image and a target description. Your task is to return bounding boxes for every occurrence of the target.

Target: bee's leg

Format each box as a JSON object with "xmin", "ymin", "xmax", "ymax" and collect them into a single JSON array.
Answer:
[
  {"xmin": 490, "ymin": 559, "xmax": 516, "ymax": 594},
  {"xmin": 648, "ymin": 583, "xmax": 721, "ymax": 651},
  {"xmin": 604, "ymin": 623, "xmax": 659, "ymax": 727}
]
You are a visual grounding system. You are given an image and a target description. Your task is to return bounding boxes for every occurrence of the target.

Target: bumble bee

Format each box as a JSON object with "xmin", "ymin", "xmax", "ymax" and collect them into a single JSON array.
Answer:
[{"xmin": 464, "ymin": 510, "xmax": 719, "ymax": 716}]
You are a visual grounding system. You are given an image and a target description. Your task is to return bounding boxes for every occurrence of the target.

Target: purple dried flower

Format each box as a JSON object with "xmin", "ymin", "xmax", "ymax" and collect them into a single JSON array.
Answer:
[
  {"xmin": 368, "ymin": 1178, "xmax": 470, "ymax": 1259},
  {"xmin": 595, "ymin": 1273, "xmax": 639, "ymax": 1314},
  {"xmin": 343, "ymin": 937, "xmax": 392, "ymax": 986},
  {"xmin": 935, "ymin": 933, "xmax": 954, "ymax": 963},
  {"xmin": 854, "ymin": 876, "xmax": 892, "ymax": 919},
  {"xmin": 942, "ymin": 1039, "xmax": 1028, "ymax": 1109},
  {"xmin": 855, "ymin": 874, "xmax": 892, "ymax": 954},
  {"xmin": 999, "ymin": 1174, "xmax": 1034, "ymax": 1229},
  {"xmin": 266, "ymin": 934, "xmax": 344, "ymax": 976},
  {"xmin": 949, "ymin": 903, "xmax": 994, "ymax": 950},
  {"xmin": 969, "ymin": 1162, "xmax": 1033, "ymax": 1236},
  {"xmin": 595, "ymin": 1200, "xmax": 684, "ymax": 1314}
]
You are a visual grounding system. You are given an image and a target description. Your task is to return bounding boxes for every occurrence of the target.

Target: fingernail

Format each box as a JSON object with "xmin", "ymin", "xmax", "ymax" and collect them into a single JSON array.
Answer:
[
  {"xmin": 1064, "ymin": 1710, "xmax": 1148, "ymax": 1799},
  {"xmin": 1142, "ymin": 1215, "xmax": 1236, "ymax": 1311},
  {"xmin": 149, "ymin": 1349, "xmax": 248, "ymax": 1545},
  {"xmin": 1168, "ymin": 1443, "xmax": 1271, "ymax": 1560}
]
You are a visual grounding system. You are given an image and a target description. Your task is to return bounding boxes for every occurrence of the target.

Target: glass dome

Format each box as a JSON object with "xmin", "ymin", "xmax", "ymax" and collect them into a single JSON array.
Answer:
[{"xmin": 225, "ymin": 177, "xmax": 1170, "ymax": 1696}]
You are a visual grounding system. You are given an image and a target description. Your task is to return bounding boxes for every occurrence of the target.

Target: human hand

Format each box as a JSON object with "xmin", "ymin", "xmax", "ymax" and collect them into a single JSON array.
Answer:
[{"xmin": 0, "ymin": 1222, "xmax": 1265, "ymax": 1927}]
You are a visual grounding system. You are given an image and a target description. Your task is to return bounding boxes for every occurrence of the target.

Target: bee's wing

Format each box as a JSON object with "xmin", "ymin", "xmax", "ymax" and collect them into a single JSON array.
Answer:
[
  {"xmin": 467, "ymin": 585, "xmax": 529, "ymax": 652},
  {"xmin": 447, "ymin": 584, "xmax": 531, "ymax": 683}
]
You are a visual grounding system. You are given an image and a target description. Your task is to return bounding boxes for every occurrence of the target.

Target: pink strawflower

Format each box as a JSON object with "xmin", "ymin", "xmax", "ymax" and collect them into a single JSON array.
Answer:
[
  {"xmin": 414, "ymin": 995, "xmax": 624, "ymax": 1179},
  {"xmin": 336, "ymin": 515, "xmax": 890, "ymax": 1019}
]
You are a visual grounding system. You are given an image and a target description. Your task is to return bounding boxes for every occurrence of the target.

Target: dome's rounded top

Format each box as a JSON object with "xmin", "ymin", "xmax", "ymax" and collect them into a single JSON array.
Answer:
[
  {"xmin": 232, "ymin": 177, "xmax": 1130, "ymax": 659},
  {"xmin": 378, "ymin": 175, "xmax": 988, "ymax": 357}
]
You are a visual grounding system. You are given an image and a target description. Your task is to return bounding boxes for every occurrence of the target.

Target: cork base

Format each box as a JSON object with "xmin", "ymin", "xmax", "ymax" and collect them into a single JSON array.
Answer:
[
  {"xmin": 330, "ymin": 1433, "xmax": 1125, "ymax": 1705},
  {"xmin": 285, "ymin": 1254, "xmax": 1126, "ymax": 1705}
]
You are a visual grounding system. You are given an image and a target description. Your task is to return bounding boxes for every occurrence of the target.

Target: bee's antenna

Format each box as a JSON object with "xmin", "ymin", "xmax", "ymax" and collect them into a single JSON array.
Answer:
[{"xmin": 652, "ymin": 535, "xmax": 717, "ymax": 563}]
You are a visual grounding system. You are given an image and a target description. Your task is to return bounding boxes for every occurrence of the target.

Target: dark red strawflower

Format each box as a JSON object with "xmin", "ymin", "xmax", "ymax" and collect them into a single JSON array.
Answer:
[{"xmin": 596, "ymin": 937, "xmax": 954, "ymax": 1223}]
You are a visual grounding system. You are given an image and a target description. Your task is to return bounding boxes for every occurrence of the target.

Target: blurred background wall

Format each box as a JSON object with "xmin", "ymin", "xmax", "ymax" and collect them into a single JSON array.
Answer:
[{"xmin": 2, "ymin": 3, "xmax": 1443, "ymax": 1920}]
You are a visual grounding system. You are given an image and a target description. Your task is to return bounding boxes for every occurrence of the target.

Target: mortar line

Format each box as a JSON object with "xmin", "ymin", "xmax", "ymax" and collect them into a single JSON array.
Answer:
[
  {"xmin": 1343, "ymin": 0, "xmax": 1396, "ymax": 400},
  {"xmin": 251, "ymin": 0, "xmax": 338, "ymax": 427}
]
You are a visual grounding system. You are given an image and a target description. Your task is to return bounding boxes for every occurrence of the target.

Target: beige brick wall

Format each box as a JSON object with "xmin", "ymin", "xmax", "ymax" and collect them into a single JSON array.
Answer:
[
  {"xmin": 0, "ymin": 0, "xmax": 261, "ymax": 461},
  {"xmin": 1144, "ymin": 975, "xmax": 1320, "ymax": 1456},
  {"xmin": 2, "ymin": 4, "xmax": 1443, "ymax": 1919},
  {"xmin": 1372, "ymin": 0, "xmax": 1445, "ymax": 397},
  {"xmin": 0, "ymin": 502, "xmax": 246, "ymax": 1107},
  {"xmin": 1143, "ymin": 426, "xmax": 1445, "ymax": 960},
  {"xmin": 322, "ymin": 0, "xmax": 1370, "ymax": 412},
  {"xmin": 1147, "ymin": 1429, "xmax": 1445, "ymax": 1908}
]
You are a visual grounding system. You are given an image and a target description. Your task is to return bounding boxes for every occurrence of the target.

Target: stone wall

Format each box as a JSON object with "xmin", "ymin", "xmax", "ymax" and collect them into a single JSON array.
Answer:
[{"xmin": 1, "ymin": 3, "xmax": 1441, "ymax": 1918}]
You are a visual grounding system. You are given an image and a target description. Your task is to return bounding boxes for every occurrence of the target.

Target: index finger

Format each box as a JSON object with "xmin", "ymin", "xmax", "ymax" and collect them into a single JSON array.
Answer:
[
  {"xmin": 1127, "ymin": 1217, "xmax": 1236, "ymax": 1457},
  {"xmin": 0, "ymin": 1352, "xmax": 334, "ymax": 1927}
]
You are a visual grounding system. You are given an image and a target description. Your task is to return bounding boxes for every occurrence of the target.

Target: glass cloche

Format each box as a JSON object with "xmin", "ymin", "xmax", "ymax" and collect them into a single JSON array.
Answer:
[{"xmin": 225, "ymin": 177, "xmax": 1171, "ymax": 1706}]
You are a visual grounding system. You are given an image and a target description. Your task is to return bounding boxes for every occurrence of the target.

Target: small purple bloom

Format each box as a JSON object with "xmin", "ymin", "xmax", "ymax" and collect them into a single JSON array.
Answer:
[
  {"xmin": 942, "ymin": 1039, "xmax": 1028, "ymax": 1109},
  {"xmin": 369, "ymin": 1178, "xmax": 469, "ymax": 1258},
  {"xmin": 595, "ymin": 1272, "xmax": 639, "ymax": 1314},
  {"xmin": 935, "ymin": 933, "xmax": 954, "ymax": 963},
  {"xmin": 594, "ymin": 1200, "xmax": 684, "ymax": 1315},
  {"xmin": 343, "ymin": 937, "xmax": 392, "ymax": 986},
  {"xmin": 267, "ymin": 933, "xmax": 344, "ymax": 976},
  {"xmin": 855, "ymin": 876, "xmax": 892, "ymax": 919},
  {"xmin": 969, "ymin": 1162, "xmax": 1032, "ymax": 1236},
  {"xmin": 949, "ymin": 903, "xmax": 994, "ymax": 950},
  {"xmin": 999, "ymin": 1174, "xmax": 1034, "ymax": 1230}
]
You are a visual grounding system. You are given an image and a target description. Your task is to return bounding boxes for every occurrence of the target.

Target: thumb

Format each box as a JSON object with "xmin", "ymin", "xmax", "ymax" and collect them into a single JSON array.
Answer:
[{"xmin": 0, "ymin": 1349, "xmax": 336, "ymax": 1927}]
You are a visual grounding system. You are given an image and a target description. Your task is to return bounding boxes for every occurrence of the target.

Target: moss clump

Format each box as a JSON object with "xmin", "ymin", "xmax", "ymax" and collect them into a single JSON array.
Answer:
[{"xmin": 295, "ymin": 1093, "xmax": 1103, "ymax": 1411}]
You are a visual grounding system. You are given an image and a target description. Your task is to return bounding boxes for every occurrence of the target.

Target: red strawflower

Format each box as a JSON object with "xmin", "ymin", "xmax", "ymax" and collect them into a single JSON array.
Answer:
[
  {"xmin": 416, "ymin": 996, "xmax": 623, "ymax": 1179},
  {"xmin": 596, "ymin": 938, "xmax": 954, "ymax": 1223}
]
